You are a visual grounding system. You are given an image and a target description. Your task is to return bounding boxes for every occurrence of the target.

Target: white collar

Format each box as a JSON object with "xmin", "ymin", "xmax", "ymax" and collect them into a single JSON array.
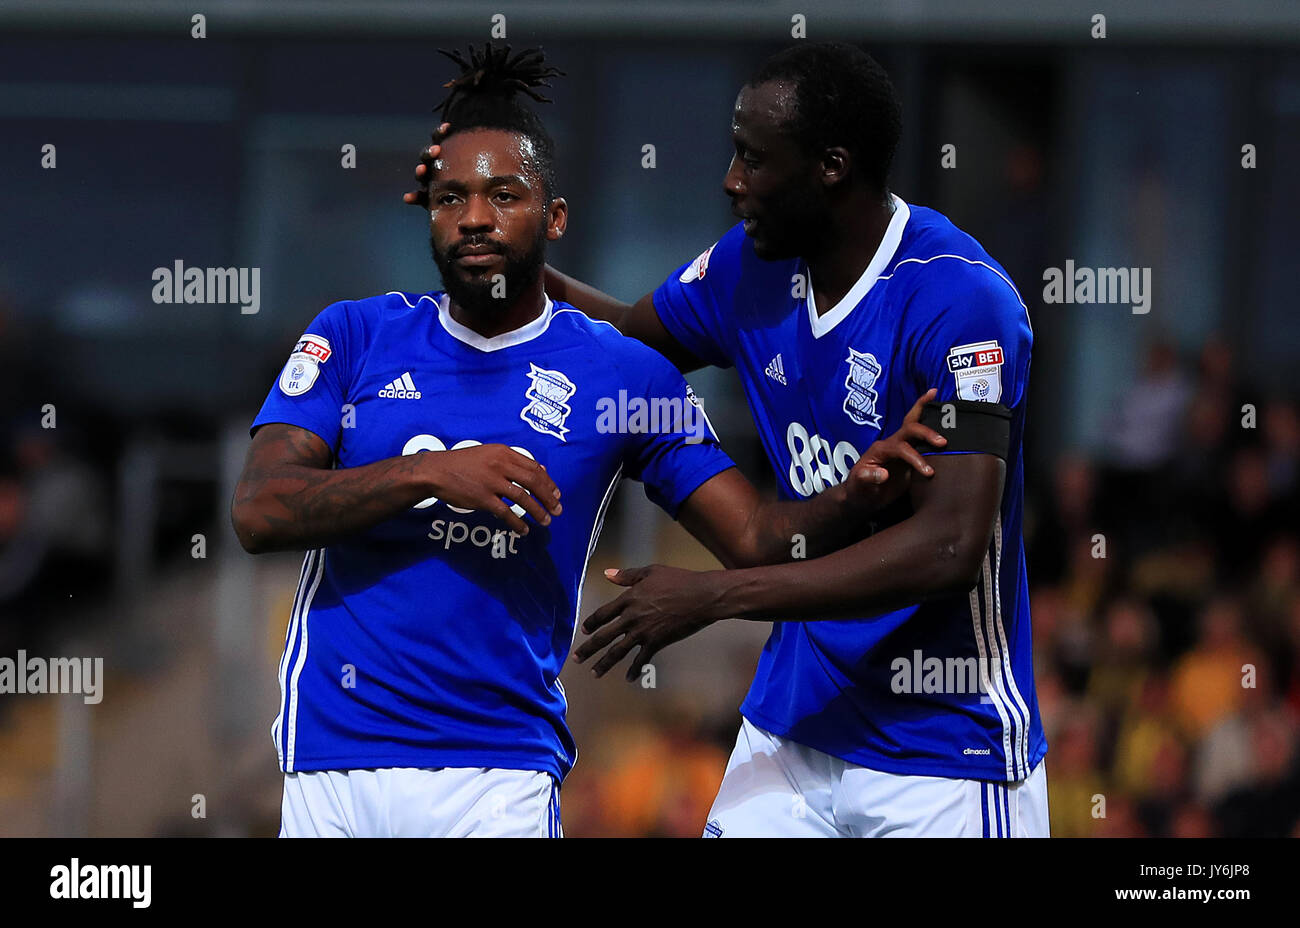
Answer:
[
  {"xmin": 437, "ymin": 292, "xmax": 553, "ymax": 351},
  {"xmin": 805, "ymin": 194, "xmax": 910, "ymax": 339}
]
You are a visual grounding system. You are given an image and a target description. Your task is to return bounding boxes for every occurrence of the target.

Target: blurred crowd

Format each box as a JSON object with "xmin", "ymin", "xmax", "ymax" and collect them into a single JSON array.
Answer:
[{"xmin": 1032, "ymin": 337, "xmax": 1300, "ymax": 837}]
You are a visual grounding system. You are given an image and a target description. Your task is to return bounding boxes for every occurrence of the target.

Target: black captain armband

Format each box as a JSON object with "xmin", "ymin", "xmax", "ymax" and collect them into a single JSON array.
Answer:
[{"xmin": 916, "ymin": 400, "xmax": 1012, "ymax": 460}]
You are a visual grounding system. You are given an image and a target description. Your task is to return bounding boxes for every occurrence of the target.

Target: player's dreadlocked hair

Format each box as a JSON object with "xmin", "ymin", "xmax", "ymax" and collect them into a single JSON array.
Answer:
[
  {"xmin": 748, "ymin": 42, "xmax": 902, "ymax": 195},
  {"xmin": 434, "ymin": 43, "xmax": 564, "ymax": 201}
]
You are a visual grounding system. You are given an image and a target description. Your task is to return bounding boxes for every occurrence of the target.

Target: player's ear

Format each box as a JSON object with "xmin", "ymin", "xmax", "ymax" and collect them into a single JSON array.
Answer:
[
  {"xmin": 546, "ymin": 196, "xmax": 568, "ymax": 241},
  {"xmin": 821, "ymin": 146, "xmax": 850, "ymax": 189}
]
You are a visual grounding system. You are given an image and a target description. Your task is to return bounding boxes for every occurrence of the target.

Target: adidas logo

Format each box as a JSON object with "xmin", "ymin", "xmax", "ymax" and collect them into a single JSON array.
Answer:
[
  {"xmin": 378, "ymin": 372, "xmax": 422, "ymax": 399},
  {"xmin": 765, "ymin": 353, "xmax": 788, "ymax": 386}
]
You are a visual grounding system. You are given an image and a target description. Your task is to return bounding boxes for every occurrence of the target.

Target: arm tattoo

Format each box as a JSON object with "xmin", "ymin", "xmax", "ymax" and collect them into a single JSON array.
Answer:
[{"xmin": 232, "ymin": 424, "xmax": 428, "ymax": 552}]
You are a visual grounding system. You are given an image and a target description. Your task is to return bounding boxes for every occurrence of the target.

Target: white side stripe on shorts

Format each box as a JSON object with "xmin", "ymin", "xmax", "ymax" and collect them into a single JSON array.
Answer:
[{"xmin": 984, "ymin": 781, "xmax": 1013, "ymax": 837}]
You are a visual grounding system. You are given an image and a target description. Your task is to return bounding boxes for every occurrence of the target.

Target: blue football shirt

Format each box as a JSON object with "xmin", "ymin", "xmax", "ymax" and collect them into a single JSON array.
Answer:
[
  {"xmin": 653, "ymin": 196, "xmax": 1046, "ymax": 781},
  {"xmin": 251, "ymin": 290, "xmax": 734, "ymax": 780}
]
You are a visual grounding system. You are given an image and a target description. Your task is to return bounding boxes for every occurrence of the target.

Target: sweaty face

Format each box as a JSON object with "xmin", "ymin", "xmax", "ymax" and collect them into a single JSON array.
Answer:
[
  {"xmin": 428, "ymin": 129, "xmax": 551, "ymax": 317},
  {"xmin": 723, "ymin": 81, "xmax": 826, "ymax": 261}
]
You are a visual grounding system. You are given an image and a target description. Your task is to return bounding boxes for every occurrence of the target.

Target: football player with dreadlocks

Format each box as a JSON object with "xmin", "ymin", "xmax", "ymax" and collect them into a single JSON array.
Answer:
[{"xmin": 233, "ymin": 43, "xmax": 944, "ymax": 837}]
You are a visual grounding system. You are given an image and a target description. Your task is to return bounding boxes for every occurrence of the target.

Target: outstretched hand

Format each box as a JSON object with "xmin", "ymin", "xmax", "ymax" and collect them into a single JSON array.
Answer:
[{"xmin": 572, "ymin": 565, "xmax": 723, "ymax": 682}]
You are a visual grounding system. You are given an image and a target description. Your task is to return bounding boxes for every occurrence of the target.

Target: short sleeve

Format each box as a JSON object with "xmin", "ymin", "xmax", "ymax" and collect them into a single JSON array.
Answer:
[
  {"xmin": 650, "ymin": 222, "xmax": 747, "ymax": 370},
  {"xmin": 907, "ymin": 268, "xmax": 1033, "ymax": 412},
  {"xmin": 251, "ymin": 301, "xmax": 357, "ymax": 453},
  {"xmin": 618, "ymin": 348, "xmax": 736, "ymax": 519}
]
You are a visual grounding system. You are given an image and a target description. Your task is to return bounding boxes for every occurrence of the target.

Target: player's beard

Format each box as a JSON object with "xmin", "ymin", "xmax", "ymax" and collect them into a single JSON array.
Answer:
[{"xmin": 431, "ymin": 223, "xmax": 547, "ymax": 323}]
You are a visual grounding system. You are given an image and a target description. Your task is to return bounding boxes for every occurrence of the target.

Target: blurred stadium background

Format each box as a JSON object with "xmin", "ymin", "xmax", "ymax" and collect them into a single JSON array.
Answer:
[{"xmin": 1, "ymin": 0, "xmax": 1298, "ymax": 837}]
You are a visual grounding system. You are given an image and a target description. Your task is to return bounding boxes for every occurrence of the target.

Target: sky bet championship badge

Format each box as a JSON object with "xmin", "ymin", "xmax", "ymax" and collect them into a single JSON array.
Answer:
[
  {"xmin": 947, "ymin": 340, "xmax": 1004, "ymax": 403},
  {"xmin": 520, "ymin": 363, "xmax": 576, "ymax": 441},
  {"xmin": 278, "ymin": 333, "xmax": 332, "ymax": 396}
]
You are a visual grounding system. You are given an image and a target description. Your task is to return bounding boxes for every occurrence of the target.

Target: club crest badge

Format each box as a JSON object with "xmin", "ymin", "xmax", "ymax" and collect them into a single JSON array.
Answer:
[
  {"xmin": 520, "ymin": 364, "xmax": 576, "ymax": 441},
  {"xmin": 842, "ymin": 348, "xmax": 884, "ymax": 428}
]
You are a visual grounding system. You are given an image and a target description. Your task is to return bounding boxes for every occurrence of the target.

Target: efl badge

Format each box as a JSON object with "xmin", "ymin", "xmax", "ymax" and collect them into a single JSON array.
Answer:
[
  {"xmin": 678, "ymin": 243, "xmax": 716, "ymax": 283},
  {"xmin": 278, "ymin": 333, "xmax": 331, "ymax": 396},
  {"xmin": 947, "ymin": 340, "xmax": 1004, "ymax": 402},
  {"xmin": 842, "ymin": 348, "xmax": 884, "ymax": 428},
  {"xmin": 521, "ymin": 364, "xmax": 576, "ymax": 441}
]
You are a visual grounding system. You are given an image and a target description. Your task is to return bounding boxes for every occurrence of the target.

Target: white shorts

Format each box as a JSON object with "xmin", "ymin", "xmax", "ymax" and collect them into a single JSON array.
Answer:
[
  {"xmin": 704, "ymin": 719, "xmax": 1049, "ymax": 837},
  {"xmin": 280, "ymin": 766, "xmax": 562, "ymax": 837}
]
